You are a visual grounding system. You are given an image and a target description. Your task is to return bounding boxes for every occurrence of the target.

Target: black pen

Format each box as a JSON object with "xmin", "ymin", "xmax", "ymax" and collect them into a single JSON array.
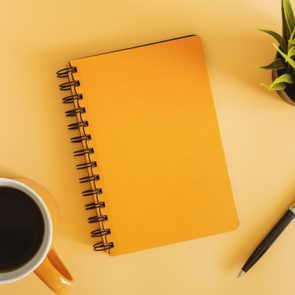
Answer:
[{"xmin": 238, "ymin": 202, "xmax": 295, "ymax": 278}]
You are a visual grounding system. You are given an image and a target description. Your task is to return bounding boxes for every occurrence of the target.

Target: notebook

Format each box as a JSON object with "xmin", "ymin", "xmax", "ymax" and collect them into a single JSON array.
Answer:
[{"xmin": 57, "ymin": 35, "xmax": 239, "ymax": 256}]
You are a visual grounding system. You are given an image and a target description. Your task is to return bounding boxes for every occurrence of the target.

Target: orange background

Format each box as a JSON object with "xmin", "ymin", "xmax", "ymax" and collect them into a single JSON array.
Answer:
[{"xmin": 1, "ymin": 0, "xmax": 295, "ymax": 294}]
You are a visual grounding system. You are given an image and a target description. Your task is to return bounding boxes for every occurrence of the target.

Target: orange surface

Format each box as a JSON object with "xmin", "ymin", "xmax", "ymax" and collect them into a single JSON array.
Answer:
[
  {"xmin": 70, "ymin": 35, "xmax": 238, "ymax": 255},
  {"xmin": 2, "ymin": 0, "xmax": 295, "ymax": 294}
]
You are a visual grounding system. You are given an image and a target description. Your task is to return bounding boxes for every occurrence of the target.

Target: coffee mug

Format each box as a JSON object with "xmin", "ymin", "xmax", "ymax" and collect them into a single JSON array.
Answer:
[{"xmin": 0, "ymin": 177, "xmax": 73, "ymax": 294}]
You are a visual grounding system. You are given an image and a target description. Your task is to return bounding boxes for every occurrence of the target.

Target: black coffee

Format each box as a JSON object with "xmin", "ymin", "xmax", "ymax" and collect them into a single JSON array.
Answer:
[{"xmin": 0, "ymin": 187, "xmax": 45, "ymax": 271}]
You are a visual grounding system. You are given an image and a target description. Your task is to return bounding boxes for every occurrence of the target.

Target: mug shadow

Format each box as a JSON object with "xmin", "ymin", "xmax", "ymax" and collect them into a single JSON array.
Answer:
[{"xmin": 0, "ymin": 167, "xmax": 96, "ymax": 247}]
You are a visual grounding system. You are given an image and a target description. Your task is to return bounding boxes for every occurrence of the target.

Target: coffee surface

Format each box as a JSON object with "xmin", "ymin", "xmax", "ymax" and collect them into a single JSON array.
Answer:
[{"xmin": 0, "ymin": 187, "xmax": 45, "ymax": 271}]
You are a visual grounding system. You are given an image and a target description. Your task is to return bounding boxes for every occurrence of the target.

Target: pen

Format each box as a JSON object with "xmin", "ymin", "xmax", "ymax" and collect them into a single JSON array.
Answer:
[{"xmin": 238, "ymin": 201, "xmax": 295, "ymax": 278}]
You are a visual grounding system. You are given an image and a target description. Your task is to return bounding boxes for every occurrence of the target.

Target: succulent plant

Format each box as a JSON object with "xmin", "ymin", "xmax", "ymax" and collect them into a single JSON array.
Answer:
[{"xmin": 259, "ymin": 0, "xmax": 295, "ymax": 91}]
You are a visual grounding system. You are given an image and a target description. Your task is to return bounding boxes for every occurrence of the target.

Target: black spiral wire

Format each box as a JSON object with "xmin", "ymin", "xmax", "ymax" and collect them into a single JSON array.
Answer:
[{"xmin": 57, "ymin": 65, "xmax": 114, "ymax": 252}]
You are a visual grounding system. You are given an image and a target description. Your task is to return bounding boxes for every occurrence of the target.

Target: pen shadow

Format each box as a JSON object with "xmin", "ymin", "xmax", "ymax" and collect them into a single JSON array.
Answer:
[{"xmin": 223, "ymin": 192, "xmax": 295, "ymax": 272}]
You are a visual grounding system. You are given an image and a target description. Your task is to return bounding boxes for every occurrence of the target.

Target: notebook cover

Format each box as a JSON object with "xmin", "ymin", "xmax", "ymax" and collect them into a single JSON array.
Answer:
[{"xmin": 69, "ymin": 35, "xmax": 239, "ymax": 255}]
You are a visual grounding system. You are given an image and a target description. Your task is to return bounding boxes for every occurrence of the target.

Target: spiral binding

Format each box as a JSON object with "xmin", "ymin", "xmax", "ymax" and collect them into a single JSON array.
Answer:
[{"xmin": 57, "ymin": 65, "xmax": 113, "ymax": 253}]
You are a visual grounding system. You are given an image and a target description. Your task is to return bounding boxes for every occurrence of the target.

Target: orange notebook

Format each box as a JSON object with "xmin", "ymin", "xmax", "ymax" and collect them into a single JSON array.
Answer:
[{"xmin": 57, "ymin": 35, "xmax": 239, "ymax": 255}]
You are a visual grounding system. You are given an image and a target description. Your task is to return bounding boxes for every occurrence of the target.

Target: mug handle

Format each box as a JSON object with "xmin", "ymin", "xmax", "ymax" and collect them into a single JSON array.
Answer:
[{"xmin": 34, "ymin": 248, "xmax": 73, "ymax": 294}]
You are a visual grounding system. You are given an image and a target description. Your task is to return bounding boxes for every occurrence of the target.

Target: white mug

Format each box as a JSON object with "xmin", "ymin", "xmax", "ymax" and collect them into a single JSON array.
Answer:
[{"xmin": 0, "ymin": 178, "xmax": 73, "ymax": 294}]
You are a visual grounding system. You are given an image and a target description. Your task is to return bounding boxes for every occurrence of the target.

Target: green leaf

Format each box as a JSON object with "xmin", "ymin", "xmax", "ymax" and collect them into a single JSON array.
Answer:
[
  {"xmin": 261, "ymin": 82, "xmax": 287, "ymax": 91},
  {"xmin": 274, "ymin": 43, "xmax": 295, "ymax": 69},
  {"xmin": 288, "ymin": 28, "xmax": 295, "ymax": 49},
  {"xmin": 283, "ymin": 0, "xmax": 295, "ymax": 38},
  {"xmin": 282, "ymin": 0, "xmax": 290, "ymax": 40},
  {"xmin": 289, "ymin": 27, "xmax": 295, "ymax": 40},
  {"xmin": 261, "ymin": 73, "xmax": 293, "ymax": 91},
  {"xmin": 288, "ymin": 46, "xmax": 295, "ymax": 58},
  {"xmin": 272, "ymin": 73, "xmax": 293, "ymax": 83},
  {"xmin": 259, "ymin": 58, "xmax": 286, "ymax": 70},
  {"xmin": 258, "ymin": 29, "xmax": 287, "ymax": 52}
]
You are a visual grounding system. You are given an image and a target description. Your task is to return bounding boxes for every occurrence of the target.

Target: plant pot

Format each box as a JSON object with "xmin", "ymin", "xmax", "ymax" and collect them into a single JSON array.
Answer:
[{"xmin": 272, "ymin": 69, "xmax": 295, "ymax": 105}]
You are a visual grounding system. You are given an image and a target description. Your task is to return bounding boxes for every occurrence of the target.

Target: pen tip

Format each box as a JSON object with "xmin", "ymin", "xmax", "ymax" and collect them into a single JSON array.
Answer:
[{"xmin": 237, "ymin": 270, "xmax": 246, "ymax": 279}]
